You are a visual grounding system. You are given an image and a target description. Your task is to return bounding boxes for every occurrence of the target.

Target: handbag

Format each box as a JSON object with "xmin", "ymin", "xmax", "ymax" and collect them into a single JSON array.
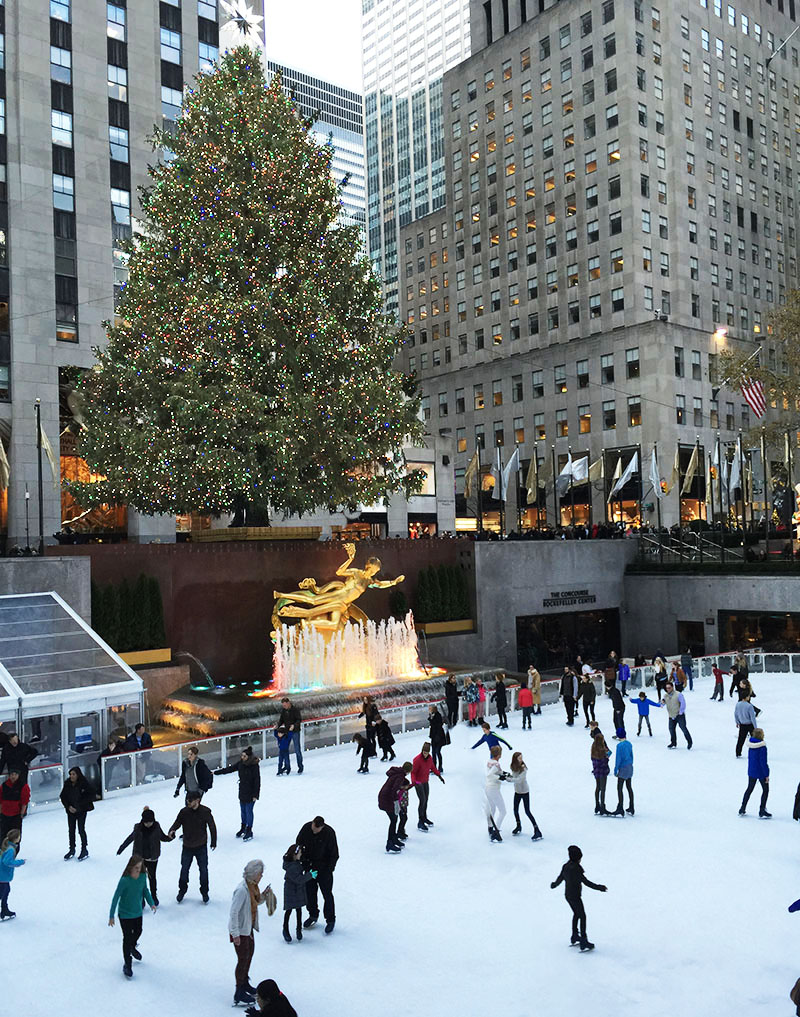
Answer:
[{"xmin": 263, "ymin": 884, "xmax": 277, "ymax": 917}]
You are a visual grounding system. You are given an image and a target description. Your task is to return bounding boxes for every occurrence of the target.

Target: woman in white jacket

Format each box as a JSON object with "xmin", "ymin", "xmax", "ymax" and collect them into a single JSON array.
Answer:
[
  {"xmin": 229, "ymin": 859, "xmax": 270, "ymax": 1007},
  {"xmin": 485, "ymin": 746, "xmax": 508, "ymax": 842},
  {"xmin": 508, "ymin": 751, "xmax": 543, "ymax": 841}
]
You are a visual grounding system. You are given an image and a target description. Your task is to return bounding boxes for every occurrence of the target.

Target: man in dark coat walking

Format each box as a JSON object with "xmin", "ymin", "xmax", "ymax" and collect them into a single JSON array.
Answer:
[
  {"xmin": 296, "ymin": 815, "xmax": 339, "ymax": 934},
  {"xmin": 607, "ymin": 684, "xmax": 626, "ymax": 738},
  {"xmin": 0, "ymin": 733, "xmax": 38, "ymax": 783},
  {"xmin": 215, "ymin": 746, "xmax": 261, "ymax": 841},
  {"xmin": 275, "ymin": 698, "xmax": 303, "ymax": 773}
]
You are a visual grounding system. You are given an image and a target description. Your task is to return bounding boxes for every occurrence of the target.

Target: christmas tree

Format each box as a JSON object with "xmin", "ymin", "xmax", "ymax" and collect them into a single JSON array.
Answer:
[{"xmin": 70, "ymin": 46, "xmax": 422, "ymax": 519}]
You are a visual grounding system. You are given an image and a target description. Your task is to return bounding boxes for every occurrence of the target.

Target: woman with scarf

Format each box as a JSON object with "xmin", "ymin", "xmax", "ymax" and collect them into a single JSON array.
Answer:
[{"xmin": 229, "ymin": 858, "xmax": 271, "ymax": 1006}]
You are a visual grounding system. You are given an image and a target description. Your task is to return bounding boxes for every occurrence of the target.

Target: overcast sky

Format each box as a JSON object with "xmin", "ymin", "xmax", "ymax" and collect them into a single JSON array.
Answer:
[{"xmin": 262, "ymin": 0, "xmax": 363, "ymax": 93}]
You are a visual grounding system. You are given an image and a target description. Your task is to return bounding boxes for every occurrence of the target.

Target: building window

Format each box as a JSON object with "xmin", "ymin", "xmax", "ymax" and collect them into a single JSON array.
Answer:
[
  {"xmin": 512, "ymin": 375, "xmax": 523, "ymax": 403},
  {"xmin": 674, "ymin": 347, "xmax": 684, "ymax": 378},
  {"xmin": 556, "ymin": 409, "xmax": 568, "ymax": 437},
  {"xmin": 534, "ymin": 414, "xmax": 545, "ymax": 440},
  {"xmin": 577, "ymin": 360, "xmax": 589, "ymax": 388},
  {"xmin": 692, "ymin": 351, "xmax": 702, "ymax": 381},
  {"xmin": 514, "ymin": 417, "xmax": 525, "ymax": 444},
  {"xmin": 626, "ymin": 348, "xmax": 640, "ymax": 379},
  {"xmin": 589, "ymin": 294, "xmax": 601, "ymax": 318},
  {"xmin": 611, "ymin": 287, "xmax": 624, "ymax": 312},
  {"xmin": 111, "ymin": 188, "xmax": 131, "ymax": 225},
  {"xmin": 51, "ymin": 110, "xmax": 72, "ymax": 147},
  {"xmin": 675, "ymin": 394, "xmax": 685, "ymax": 425},
  {"xmin": 457, "ymin": 428, "xmax": 466, "ymax": 453},
  {"xmin": 51, "ymin": 46, "xmax": 72, "ymax": 84},
  {"xmin": 554, "ymin": 364, "xmax": 567, "ymax": 394},
  {"xmin": 601, "ymin": 354, "xmax": 614, "ymax": 383},
  {"xmin": 494, "ymin": 422, "xmax": 504, "ymax": 447},
  {"xmin": 109, "ymin": 126, "xmax": 129, "ymax": 163},
  {"xmin": 161, "ymin": 85, "xmax": 182, "ymax": 120},
  {"xmin": 532, "ymin": 370, "xmax": 544, "ymax": 398},
  {"xmin": 108, "ymin": 64, "xmax": 128, "ymax": 102},
  {"xmin": 693, "ymin": 397, "xmax": 703, "ymax": 427},
  {"xmin": 579, "ymin": 406, "xmax": 591, "ymax": 434},
  {"xmin": 51, "ymin": 0, "xmax": 70, "ymax": 21},
  {"xmin": 628, "ymin": 396, "xmax": 642, "ymax": 427},
  {"xmin": 455, "ymin": 388, "xmax": 465, "ymax": 413},
  {"xmin": 161, "ymin": 28, "xmax": 181, "ymax": 64},
  {"xmin": 199, "ymin": 42, "xmax": 219, "ymax": 71},
  {"xmin": 53, "ymin": 173, "xmax": 74, "ymax": 211},
  {"xmin": 107, "ymin": 3, "xmax": 126, "ymax": 42},
  {"xmin": 198, "ymin": 0, "xmax": 217, "ymax": 16},
  {"xmin": 493, "ymin": 380, "xmax": 503, "ymax": 407},
  {"xmin": 602, "ymin": 400, "xmax": 616, "ymax": 430}
]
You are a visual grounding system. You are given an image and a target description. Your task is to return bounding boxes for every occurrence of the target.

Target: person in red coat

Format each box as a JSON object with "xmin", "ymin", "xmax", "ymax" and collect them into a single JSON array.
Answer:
[
  {"xmin": 410, "ymin": 743, "xmax": 445, "ymax": 832},
  {"xmin": 0, "ymin": 768, "xmax": 30, "ymax": 844}
]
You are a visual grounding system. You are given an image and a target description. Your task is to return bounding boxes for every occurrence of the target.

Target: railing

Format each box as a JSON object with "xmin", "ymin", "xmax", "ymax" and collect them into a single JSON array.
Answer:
[{"xmin": 26, "ymin": 763, "xmax": 66, "ymax": 809}]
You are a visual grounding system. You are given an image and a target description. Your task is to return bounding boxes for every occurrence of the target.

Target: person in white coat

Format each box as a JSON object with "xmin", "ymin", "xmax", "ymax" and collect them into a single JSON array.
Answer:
[
  {"xmin": 508, "ymin": 751, "xmax": 543, "ymax": 841},
  {"xmin": 228, "ymin": 859, "xmax": 270, "ymax": 1007},
  {"xmin": 485, "ymin": 745, "xmax": 508, "ymax": 842}
]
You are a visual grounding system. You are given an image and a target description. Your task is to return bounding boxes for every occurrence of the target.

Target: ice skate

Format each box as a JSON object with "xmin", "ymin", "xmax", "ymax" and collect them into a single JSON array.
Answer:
[{"xmin": 579, "ymin": 940, "xmax": 595, "ymax": 952}]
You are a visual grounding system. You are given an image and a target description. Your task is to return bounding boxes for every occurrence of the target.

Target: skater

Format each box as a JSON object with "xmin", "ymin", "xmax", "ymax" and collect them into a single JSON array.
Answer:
[
  {"xmin": 464, "ymin": 676, "xmax": 480, "ymax": 726},
  {"xmin": 739, "ymin": 728, "xmax": 771, "ymax": 817},
  {"xmin": 444, "ymin": 675, "xmax": 460, "ymax": 728},
  {"xmin": 378, "ymin": 762, "xmax": 412, "ymax": 852},
  {"xmin": 591, "ymin": 729, "xmax": 611, "ymax": 815},
  {"xmin": 0, "ymin": 828, "xmax": 24, "ymax": 920},
  {"xmin": 375, "ymin": 713, "xmax": 396, "ymax": 762},
  {"xmin": 604, "ymin": 650, "xmax": 619, "ymax": 691},
  {"xmin": 411, "ymin": 742, "xmax": 445, "ymax": 830},
  {"xmin": 358, "ymin": 695, "xmax": 379, "ymax": 751},
  {"xmin": 60, "ymin": 766, "xmax": 94, "ymax": 860},
  {"xmin": 215, "ymin": 745, "xmax": 261, "ymax": 841},
  {"xmin": 653, "ymin": 656, "xmax": 668, "ymax": 702},
  {"xmin": 175, "ymin": 745, "xmax": 214, "ymax": 802},
  {"xmin": 613, "ymin": 729, "xmax": 634, "ymax": 816},
  {"xmin": 296, "ymin": 815, "xmax": 338, "ymax": 934},
  {"xmin": 681, "ymin": 648, "xmax": 694, "ymax": 691},
  {"xmin": 491, "ymin": 674, "xmax": 509, "ymax": 729},
  {"xmin": 579, "ymin": 673, "xmax": 597, "ymax": 727},
  {"xmin": 529, "ymin": 665, "xmax": 543, "ymax": 715},
  {"xmin": 0, "ymin": 732, "xmax": 37, "ymax": 782},
  {"xmin": 274, "ymin": 727, "xmax": 292, "ymax": 775},
  {"xmin": 618, "ymin": 659, "xmax": 631, "ymax": 697},
  {"xmin": 607, "ymin": 683, "xmax": 625, "ymax": 739},
  {"xmin": 559, "ymin": 668, "xmax": 578, "ymax": 725},
  {"xmin": 632, "ymin": 691, "xmax": 662, "ymax": 736},
  {"xmin": 281, "ymin": 843, "xmax": 313, "ymax": 943},
  {"xmin": 734, "ymin": 695, "xmax": 758, "ymax": 758},
  {"xmin": 711, "ymin": 664, "xmax": 728, "ymax": 701},
  {"xmin": 550, "ymin": 845, "xmax": 607, "ymax": 951},
  {"xmin": 471, "ymin": 720, "xmax": 512, "ymax": 754},
  {"xmin": 476, "ymin": 679, "xmax": 487, "ymax": 722},
  {"xmin": 428, "ymin": 705, "xmax": 446, "ymax": 772},
  {"xmin": 518, "ymin": 679, "xmax": 534, "ymax": 729},
  {"xmin": 116, "ymin": 807, "xmax": 171, "ymax": 905},
  {"xmin": 275, "ymin": 697, "xmax": 303, "ymax": 773},
  {"xmin": 247, "ymin": 979, "xmax": 298, "ymax": 1017},
  {"xmin": 508, "ymin": 751, "xmax": 542, "ymax": 840},
  {"xmin": 0, "ymin": 768, "xmax": 29, "ymax": 844},
  {"xmin": 168, "ymin": 789, "xmax": 217, "ymax": 903},
  {"xmin": 484, "ymin": 745, "xmax": 508, "ymax": 841},
  {"xmin": 229, "ymin": 858, "xmax": 270, "ymax": 1005},
  {"xmin": 352, "ymin": 732, "xmax": 375, "ymax": 773},
  {"xmin": 737, "ymin": 677, "xmax": 760, "ymax": 716},
  {"xmin": 663, "ymin": 681, "xmax": 693, "ymax": 749},
  {"xmin": 108, "ymin": 854, "xmax": 157, "ymax": 978}
]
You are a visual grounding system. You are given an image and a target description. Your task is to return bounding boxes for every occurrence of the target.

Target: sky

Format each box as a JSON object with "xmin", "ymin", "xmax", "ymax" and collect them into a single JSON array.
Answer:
[{"xmin": 262, "ymin": 0, "xmax": 363, "ymax": 93}]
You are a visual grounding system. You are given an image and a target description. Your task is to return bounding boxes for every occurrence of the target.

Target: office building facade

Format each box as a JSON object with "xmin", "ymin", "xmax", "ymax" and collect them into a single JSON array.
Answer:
[{"xmin": 398, "ymin": 0, "xmax": 800, "ymax": 528}]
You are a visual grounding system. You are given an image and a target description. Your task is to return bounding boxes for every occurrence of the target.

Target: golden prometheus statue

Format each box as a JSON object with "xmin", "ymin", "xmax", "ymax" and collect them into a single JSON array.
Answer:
[{"xmin": 272, "ymin": 542, "xmax": 405, "ymax": 638}]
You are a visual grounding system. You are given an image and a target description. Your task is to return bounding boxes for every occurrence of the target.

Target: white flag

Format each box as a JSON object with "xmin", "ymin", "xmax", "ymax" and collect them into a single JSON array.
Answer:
[
  {"xmin": 650, "ymin": 447, "xmax": 665, "ymax": 500},
  {"xmin": 0, "ymin": 440, "xmax": 9, "ymax": 491},
  {"xmin": 490, "ymin": 446, "xmax": 504, "ymax": 500},
  {"xmin": 728, "ymin": 438, "xmax": 742, "ymax": 495},
  {"xmin": 571, "ymin": 456, "xmax": 589, "ymax": 485},
  {"xmin": 680, "ymin": 443, "xmax": 700, "ymax": 496},
  {"xmin": 588, "ymin": 457, "xmax": 604, "ymax": 483},
  {"xmin": 501, "ymin": 446, "xmax": 520, "ymax": 500},
  {"xmin": 608, "ymin": 452, "xmax": 639, "ymax": 501},
  {"xmin": 525, "ymin": 454, "xmax": 538, "ymax": 504},
  {"xmin": 555, "ymin": 452, "xmax": 573, "ymax": 497},
  {"xmin": 38, "ymin": 417, "xmax": 60, "ymax": 490}
]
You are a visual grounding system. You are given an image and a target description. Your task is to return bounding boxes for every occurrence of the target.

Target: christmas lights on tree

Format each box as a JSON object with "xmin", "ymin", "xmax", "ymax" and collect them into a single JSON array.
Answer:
[{"xmin": 70, "ymin": 47, "xmax": 423, "ymax": 520}]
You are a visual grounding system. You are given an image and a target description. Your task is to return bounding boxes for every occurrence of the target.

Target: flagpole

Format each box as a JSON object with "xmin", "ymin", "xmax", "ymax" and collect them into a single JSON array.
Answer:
[
  {"xmin": 588, "ymin": 454, "xmax": 594, "ymax": 533},
  {"xmin": 551, "ymin": 445, "xmax": 557, "ymax": 530},
  {"xmin": 516, "ymin": 444, "xmax": 523, "ymax": 534},
  {"xmin": 568, "ymin": 445, "xmax": 575, "ymax": 526},
  {"xmin": 708, "ymin": 451, "xmax": 715, "ymax": 557},
  {"xmin": 655, "ymin": 442, "xmax": 663, "ymax": 564},
  {"xmin": 637, "ymin": 443, "xmax": 643, "ymax": 532},
  {"xmin": 738, "ymin": 429, "xmax": 746, "ymax": 536},
  {"xmin": 695, "ymin": 436, "xmax": 703, "ymax": 564},
  {"xmin": 716, "ymin": 432, "xmax": 726, "ymax": 565},
  {"xmin": 35, "ymin": 398, "xmax": 44, "ymax": 556},
  {"xmin": 761, "ymin": 427, "xmax": 769, "ymax": 556},
  {"xmin": 477, "ymin": 442, "xmax": 483, "ymax": 534},
  {"xmin": 675, "ymin": 442, "xmax": 682, "ymax": 541},
  {"xmin": 786, "ymin": 430, "xmax": 793, "ymax": 518}
]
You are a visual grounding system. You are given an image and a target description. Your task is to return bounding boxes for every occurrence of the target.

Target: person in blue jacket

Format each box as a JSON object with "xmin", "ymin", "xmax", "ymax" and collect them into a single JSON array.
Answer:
[
  {"xmin": 632, "ymin": 691, "xmax": 662, "ymax": 736},
  {"xmin": 471, "ymin": 721, "xmax": 512, "ymax": 754},
  {"xmin": 613, "ymin": 730, "xmax": 634, "ymax": 816},
  {"xmin": 0, "ymin": 828, "xmax": 24, "ymax": 919},
  {"xmin": 618, "ymin": 660, "xmax": 631, "ymax": 698},
  {"xmin": 739, "ymin": 727, "xmax": 771, "ymax": 818}
]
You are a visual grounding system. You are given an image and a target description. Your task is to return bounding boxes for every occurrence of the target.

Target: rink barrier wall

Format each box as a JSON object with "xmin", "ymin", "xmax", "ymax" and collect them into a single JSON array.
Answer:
[{"xmin": 26, "ymin": 651, "xmax": 779, "ymax": 811}]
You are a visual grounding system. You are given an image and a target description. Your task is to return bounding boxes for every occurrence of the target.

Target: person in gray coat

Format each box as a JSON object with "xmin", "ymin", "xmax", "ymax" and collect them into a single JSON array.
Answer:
[
  {"xmin": 228, "ymin": 859, "xmax": 270, "ymax": 1006},
  {"xmin": 734, "ymin": 697, "xmax": 758, "ymax": 758},
  {"xmin": 282, "ymin": 844, "xmax": 314, "ymax": 944}
]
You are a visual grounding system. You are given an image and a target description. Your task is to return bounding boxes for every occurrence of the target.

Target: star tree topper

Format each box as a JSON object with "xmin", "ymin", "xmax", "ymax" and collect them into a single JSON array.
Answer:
[{"xmin": 219, "ymin": 0, "xmax": 265, "ymax": 54}]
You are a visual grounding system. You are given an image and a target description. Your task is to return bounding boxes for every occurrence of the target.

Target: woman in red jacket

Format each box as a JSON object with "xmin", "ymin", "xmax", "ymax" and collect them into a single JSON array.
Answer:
[{"xmin": 410, "ymin": 743, "xmax": 445, "ymax": 832}]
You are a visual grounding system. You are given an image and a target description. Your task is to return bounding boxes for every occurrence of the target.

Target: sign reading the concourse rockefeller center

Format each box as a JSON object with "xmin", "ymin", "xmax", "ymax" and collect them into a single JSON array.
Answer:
[{"xmin": 542, "ymin": 589, "xmax": 597, "ymax": 608}]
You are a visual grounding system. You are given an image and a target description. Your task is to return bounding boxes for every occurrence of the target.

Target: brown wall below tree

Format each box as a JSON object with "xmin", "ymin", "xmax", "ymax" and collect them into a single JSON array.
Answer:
[{"xmin": 49, "ymin": 540, "xmax": 474, "ymax": 682}]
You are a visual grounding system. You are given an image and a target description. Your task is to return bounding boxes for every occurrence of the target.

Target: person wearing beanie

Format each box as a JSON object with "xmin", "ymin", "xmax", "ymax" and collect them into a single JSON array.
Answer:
[
  {"xmin": 245, "ymin": 978, "xmax": 298, "ymax": 1017},
  {"xmin": 484, "ymin": 745, "xmax": 508, "ymax": 841},
  {"xmin": 116, "ymin": 807, "xmax": 172, "ymax": 905},
  {"xmin": 550, "ymin": 844, "xmax": 607, "ymax": 951},
  {"xmin": 378, "ymin": 762, "xmax": 412, "ymax": 852},
  {"xmin": 108, "ymin": 854, "xmax": 157, "ymax": 978},
  {"xmin": 59, "ymin": 766, "xmax": 94, "ymax": 861},
  {"xmin": 167, "ymin": 791, "xmax": 217, "ymax": 903},
  {"xmin": 410, "ymin": 742, "xmax": 445, "ymax": 832},
  {"xmin": 215, "ymin": 746, "xmax": 261, "ymax": 842},
  {"xmin": 228, "ymin": 858, "xmax": 271, "ymax": 1005},
  {"xmin": 0, "ymin": 767, "xmax": 30, "ymax": 846},
  {"xmin": 739, "ymin": 727, "xmax": 771, "ymax": 818}
]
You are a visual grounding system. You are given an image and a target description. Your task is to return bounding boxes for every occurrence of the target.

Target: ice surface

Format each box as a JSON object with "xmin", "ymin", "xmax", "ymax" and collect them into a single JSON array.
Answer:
[{"xmin": 2, "ymin": 674, "xmax": 798, "ymax": 1016}]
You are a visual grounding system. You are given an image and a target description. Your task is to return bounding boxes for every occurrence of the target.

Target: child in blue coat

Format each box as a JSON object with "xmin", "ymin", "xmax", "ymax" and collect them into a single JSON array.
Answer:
[
  {"xmin": 632, "ymin": 691, "xmax": 662, "ymax": 736},
  {"xmin": 274, "ymin": 727, "xmax": 292, "ymax": 775},
  {"xmin": 739, "ymin": 728, "xmax": 771, "ymax": 818},
  {"xmin": 613, "ymin": 731, "xmax": 634, "ymax": 816},
  {"xmin": 618, "ymin": 661, "xmax": 631, "ymax": 698},
  {"xmin": 471, "ymin": 722, "xmax": 512, "ymax": 754},
  {"xmin": 0, "ymin": 828, "xmax": 24, "ymax": 919}
]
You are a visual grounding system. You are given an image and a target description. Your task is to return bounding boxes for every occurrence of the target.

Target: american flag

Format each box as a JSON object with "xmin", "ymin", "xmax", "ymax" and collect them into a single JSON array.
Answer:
[{"xmin": 740, "ymin": 377, "xmax": 766, "ymax": 418}]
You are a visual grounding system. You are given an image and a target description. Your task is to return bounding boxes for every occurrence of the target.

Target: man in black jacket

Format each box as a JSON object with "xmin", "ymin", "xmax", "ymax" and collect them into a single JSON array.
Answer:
[
  {"xmin": 175, "ymin": 745, "xmax": 214, "ymax": 801},
  {"xmin": 215, "ymin": 746, "xmax": 261, "ymax": 842},
  {"xmin": 550, "ymin": 844, "xmax": 607, "ymax": 951},
  {"xmin": 124, "ymin": 724, "xmax": 153, "ymax": 751},
  {"xmin": 275, "ymin": 698, "xmax": 303, "ymax": 774},
  {"xmin": 0, "ymin": 733, "xmax": 38, "ymax": 783},
  {"xmin": 168, "ymin": 791, "xmax": 217, "ymax": 903},
  {"xmin": 296, "ymin": 815, "xmax": 339, "ymax": 934},
  {"xmin": 607, "ymin": 684, "xmax": 626, "ymax": 739},
  {"xmin": 559, "ymin": 670, "xmax": 578, "ymax": 726}
]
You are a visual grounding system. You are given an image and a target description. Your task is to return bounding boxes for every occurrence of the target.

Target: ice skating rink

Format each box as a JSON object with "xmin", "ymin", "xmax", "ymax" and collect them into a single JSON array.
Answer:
[{"xmin": 3, "ymin": 674, "xmax": 797, "ymax": 1017}]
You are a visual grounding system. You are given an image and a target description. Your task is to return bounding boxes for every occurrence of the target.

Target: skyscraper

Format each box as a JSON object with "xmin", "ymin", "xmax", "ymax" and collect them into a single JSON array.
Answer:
[
  {"xmin": 362, "ymin": 0, "xmax": 472, "ymax": 318},
  {"xmin": 399, "ymin": 0, "xmax": 799, "ymax": 529}
]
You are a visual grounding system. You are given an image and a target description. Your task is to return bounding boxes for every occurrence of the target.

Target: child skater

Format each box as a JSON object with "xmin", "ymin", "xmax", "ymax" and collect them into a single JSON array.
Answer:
[
  {"xmin": 281, "ymin": 844, "xmax": 314, "ymax": 943},
  {"xmin": 508, "ymin": 752, "xmax": 542, "ymax": 841},
  {"xmin": 471, "ymin": 721, "xmax": 512, "ymax": 754},
  {"xmin": 274, "ymin": 727, "xmax": 292, "ymax": 775},
  {"xmin": 632, "ymin": 690, "xmax": 662, "ymax": 736},
  {"xmin": 352, "ymin": 732, "xmax": 374, "ymax": 774},
  {"xmin": 550, "ymin": 844, "xmax": 607, "ymax": 951},
  {"xmin": 0, "ymin": 828, "xmax": 24, "ymax": 920},
  {"xmin": 484, "ymin": 745, "xmax": 508, "ymax": 842},
  {"xmin": 590, "ymin": 728, "xmax": 611, "ymax": 815},
  {"xmin": 374, "ymin": 713, "xmax": 396, "ymax": 762}
]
